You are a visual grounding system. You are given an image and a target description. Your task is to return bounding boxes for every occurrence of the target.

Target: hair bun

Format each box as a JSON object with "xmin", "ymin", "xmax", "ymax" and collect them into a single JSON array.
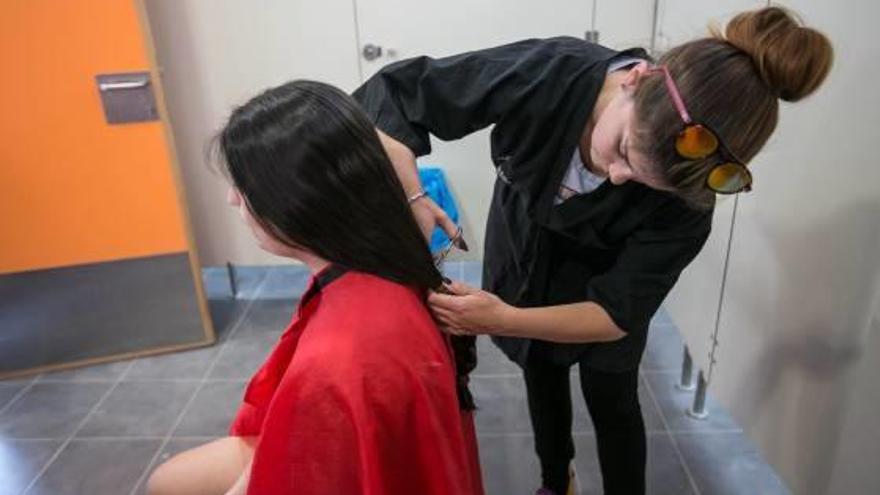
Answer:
[{"xmin": 720, "ymin": 7, "xmax": 833, "ymax": 102}]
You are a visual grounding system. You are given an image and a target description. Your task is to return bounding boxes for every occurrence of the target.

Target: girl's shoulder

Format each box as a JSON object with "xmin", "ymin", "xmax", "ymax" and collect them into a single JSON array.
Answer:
[{"xmin": 303, "ymin": 270, "xmax": 444, "ymax": 355}]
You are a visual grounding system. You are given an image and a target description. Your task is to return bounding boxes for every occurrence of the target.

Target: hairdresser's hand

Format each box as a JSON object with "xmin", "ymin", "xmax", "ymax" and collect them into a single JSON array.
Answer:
[
  {"xmin": 411, "ymin": 196, "xmax": 466, "ymax": 249},
  {"xmin": 375, "ymin": 129, "xmax": 465, "ymax": 247},
  {"xmin": 428, "ymin": 281, "xmax": 512, "ymax": 335}
]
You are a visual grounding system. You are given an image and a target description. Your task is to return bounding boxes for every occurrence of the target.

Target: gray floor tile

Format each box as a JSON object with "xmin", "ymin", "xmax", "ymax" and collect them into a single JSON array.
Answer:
[
  {"xmin": 27, "ymin": 439, "xmax": 161, "ymax": 495},
  {"xmin": 231, "ymin": 299, "xmax": 297, "ymax": 339},
  {"xmin": 647, "ymin": 434, "xmax": 695, "ymax": 495},
  {"xmin": 641, "ymin": 322, "xmax": 685, "ymax": 372},
  {"xmin": 462, "ymin": 261, "xmax": 483, "ymax": 287},
  {"xmin": 474, "ymin": 337, "xmax": 521, "ymax": 376},
  {"xmin": 0, "ymin": 439, "xmax": 63, "ymax": 495},
  {"xmin": 208, "ymin": 334, "xmax": 278, "ymax": 380},
  {"xmin": 258, "ymin": 265, "xmax": 311, "ymax": 300},
  {"xmin": 571, "ymin": 434, "xmax": 603, "ymax": 494},
  {"xmin": 440, "ymin": 261, "xmax": 464, "ymax": 280},
  {"xmin": 638, "ymin": 375, "xmax": 667, "ymax": 434},
  {"xmin": 0, "ymin": 382, "xmax": 26, "ymax": 411},
  {"xmin": 0, "ymin": 382, "xmax": 111, "ymax": 439},
  {"xmin": 173, "ymin": 381, "xmax": 247, "ymax": 438},
  {"xmin": 472, "ymin": 376, "xmax": 532, "ymax": 434},
  {"xmin": 481, "ymin": 432, "xmax": 692, "ymax": 495},
  {"xmin": 207, "ymin": 299, "xmax": 248, "ymax": 341},
  {"xmin": 37, "ymin": 360, "xmax": 131, "ymax": 382},
  {"xmin": 676, "ymin": 432, "xmax": 790, "ymax": 495},
  {"xmin": 477, "ymin": 434, "xmax": 541, "ymax": 495},
  {"xmin": 77, "ymin": 381, "xmax": 199, "ymax": 438},
  {"xmin": 643, "ymin": 372, "xmax": 741, "ymax": 433},
  {"xmin": 126, "ymin": 345, "xmax": 220, "ymax": 380}
]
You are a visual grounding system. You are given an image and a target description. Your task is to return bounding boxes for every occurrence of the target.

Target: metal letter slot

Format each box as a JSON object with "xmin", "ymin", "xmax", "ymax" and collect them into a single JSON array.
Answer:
[{"xmin": 95, "ymin": 72, "xmax": 159, "ymax": 124}]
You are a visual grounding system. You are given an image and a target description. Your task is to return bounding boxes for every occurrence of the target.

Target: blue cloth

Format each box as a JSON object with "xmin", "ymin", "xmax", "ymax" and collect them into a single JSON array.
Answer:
[{"xmin": 418, "ymin": 167, "xmax": 459, "ymax": 253}]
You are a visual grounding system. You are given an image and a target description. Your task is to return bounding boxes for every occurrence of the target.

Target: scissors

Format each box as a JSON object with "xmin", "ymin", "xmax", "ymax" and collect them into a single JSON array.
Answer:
[{"xmin": 433, "ymin": 226, "xmax": 464, "ymax": 267}]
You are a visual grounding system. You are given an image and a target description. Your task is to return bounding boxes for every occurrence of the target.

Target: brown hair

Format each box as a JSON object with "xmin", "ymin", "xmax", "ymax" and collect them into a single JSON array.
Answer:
[{"xmin": 632, "ymin": 6, "xmax": 834, "ymax": 208}]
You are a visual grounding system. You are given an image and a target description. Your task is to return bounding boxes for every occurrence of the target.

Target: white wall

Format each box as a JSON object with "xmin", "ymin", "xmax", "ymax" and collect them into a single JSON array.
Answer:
[{"xmin": 143, "ymin": 0, "xmax": 361, "ymax": 265}]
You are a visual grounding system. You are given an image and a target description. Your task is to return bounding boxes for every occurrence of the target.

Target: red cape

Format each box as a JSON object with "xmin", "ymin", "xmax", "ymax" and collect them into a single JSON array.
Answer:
[{"xmin": 230, "ymin": 268, "xmax": 484, "ymax": 494}]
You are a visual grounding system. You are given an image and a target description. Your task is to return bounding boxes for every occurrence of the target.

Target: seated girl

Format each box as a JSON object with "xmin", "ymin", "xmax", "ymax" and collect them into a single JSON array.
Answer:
[{"xmin": 147, "ymin": 80, "xmax": 483, "ymax": 495}]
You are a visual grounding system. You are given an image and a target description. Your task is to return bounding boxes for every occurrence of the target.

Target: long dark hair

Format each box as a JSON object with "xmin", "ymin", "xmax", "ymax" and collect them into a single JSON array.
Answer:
[
  {"xmin": 218, "ymin": 80, "xmax": 441, "ymax": 289},
  {"xmin": 216, "ymin": 80, "xmax": 475, "ymax": 409}
]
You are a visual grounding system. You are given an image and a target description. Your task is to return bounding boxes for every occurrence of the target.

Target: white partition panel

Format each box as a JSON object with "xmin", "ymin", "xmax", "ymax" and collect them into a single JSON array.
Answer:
[{"xmin": 708, "ymin": 0, "xmax": 880, "ymax": 492}]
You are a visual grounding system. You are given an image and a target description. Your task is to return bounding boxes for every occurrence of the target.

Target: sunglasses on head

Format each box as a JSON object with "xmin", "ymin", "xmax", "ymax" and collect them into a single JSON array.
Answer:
[{"xmin": 645, "ymin": 65, "xmax": 753, "ymax": 194}]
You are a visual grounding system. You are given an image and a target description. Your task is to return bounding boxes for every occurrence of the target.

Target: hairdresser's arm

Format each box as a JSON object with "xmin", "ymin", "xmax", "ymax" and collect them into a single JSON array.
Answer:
[
  {"xmin": 428, "ymin": 281, "xmax": 625, "ymax": 343},
  {"xmin": 430, "ymin": 200, "xmax": 714, "ymax": 343},
  {"xmin": 353, "ymin": 40, "xmax": 555, "ymax": 238},
  {"xmin": 377, "ymin": 129, "xmax": 458, "ymax": 240}
]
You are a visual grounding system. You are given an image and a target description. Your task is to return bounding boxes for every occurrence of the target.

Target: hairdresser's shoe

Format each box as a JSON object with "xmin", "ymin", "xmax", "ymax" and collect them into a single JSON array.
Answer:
[
  {"xmin": 567, "ymin": 462, "xmax": 578, "ymax": 495},
  {"xmin": 536, "ymin": 462, "xmax": 578, "ymax": 495}
]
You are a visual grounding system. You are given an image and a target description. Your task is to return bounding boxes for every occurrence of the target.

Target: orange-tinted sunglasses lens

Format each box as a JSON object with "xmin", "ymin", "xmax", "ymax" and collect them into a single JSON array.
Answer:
[
  {"xmin": 707, "ymin": 162, "xmax": 752, "ymax": 194},
  {"xmin": 676, "ymin": 124, "xmax": 718, "ymax": 160}
]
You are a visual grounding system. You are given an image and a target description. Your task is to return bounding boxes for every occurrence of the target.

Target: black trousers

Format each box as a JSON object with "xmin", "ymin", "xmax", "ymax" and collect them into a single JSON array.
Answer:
[{"xmin": 524, "ymin": 352, "xmax": 646, "ymax": 495}]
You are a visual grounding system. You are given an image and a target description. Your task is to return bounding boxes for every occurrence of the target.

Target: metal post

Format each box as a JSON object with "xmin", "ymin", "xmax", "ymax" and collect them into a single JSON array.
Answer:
[
  {"xmin": 226, "ymin": 261, "xmax": 237, "ymax": 298},
  {"xmin": 686, "ymin": 370, "xmax": 709, "ymax": 420},
  {"xmin": 676, "ymin": 345, "xmax": 696, "ymax": 391}
]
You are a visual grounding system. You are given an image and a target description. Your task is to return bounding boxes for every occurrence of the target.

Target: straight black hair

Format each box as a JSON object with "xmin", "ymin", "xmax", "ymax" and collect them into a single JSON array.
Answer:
[
  {"xmin": 218, "ymin": 80, "xmax": 441, "ymax": 290},
  {"xmin": 216, "ymin": 80, "xmax": 475, "ymax": 409}
]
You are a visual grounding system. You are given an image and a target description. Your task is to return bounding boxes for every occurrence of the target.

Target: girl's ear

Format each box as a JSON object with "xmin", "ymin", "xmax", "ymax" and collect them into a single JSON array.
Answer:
[
  {"xmin": 227, "ymin": 186, "xmax": 242, "ymax": 207},
  {"xmin": 621, "ymin": 60, "xmax": 651, "ymax": 95}
]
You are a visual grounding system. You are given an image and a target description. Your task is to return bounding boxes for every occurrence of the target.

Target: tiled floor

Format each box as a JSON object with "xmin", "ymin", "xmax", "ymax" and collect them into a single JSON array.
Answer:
[{"xmin": 0, "ymin": 263, "xmax": 789, "ymax": 495}]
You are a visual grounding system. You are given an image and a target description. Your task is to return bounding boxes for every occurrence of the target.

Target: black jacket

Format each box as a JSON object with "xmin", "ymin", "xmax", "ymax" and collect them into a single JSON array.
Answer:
[{"xmin": 353, "ymin": 37, "xmax": 712, "ymax": 372}]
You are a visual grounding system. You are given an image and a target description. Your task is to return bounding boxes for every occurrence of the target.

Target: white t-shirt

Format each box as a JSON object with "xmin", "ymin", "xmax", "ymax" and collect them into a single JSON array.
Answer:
[{"xmin": 554, "ymin": 56, "xmax": 643, "ymax": 205}]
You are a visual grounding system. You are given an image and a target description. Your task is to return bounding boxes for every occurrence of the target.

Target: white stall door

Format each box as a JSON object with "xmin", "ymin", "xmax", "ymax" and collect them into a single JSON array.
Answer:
[{"xmin": 711, "ymin": 0, "xmax": 880, "ymax": 492}]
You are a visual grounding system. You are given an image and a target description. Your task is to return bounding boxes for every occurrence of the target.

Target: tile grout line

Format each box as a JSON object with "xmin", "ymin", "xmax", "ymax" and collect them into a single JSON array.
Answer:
[
  {"xmin": 127, "ymin": 267, "xmax": 273, "ymax": 495},
  {"xmin": 7, "ymin": 435, "xmax": 224, "ymax": 442},
  {"xmin": 471, "ymin": 373, "xmax": 522, "ymax": 379},
  {"xmin": 0, "ymin": 374, "xmax": 40, "ymax": 417},
  {"xmin": 34, "ymin": 378, "xmax": 250, "ymax": 384},
  {"xmin": 641, "ymin": 372, "xmax": 702, "ymax": 495},
  {"xmin": 475, "ymin": 430, "xmax": 678, "ymax": 439},
  {"xmin": 640, "ymin": 368, "xmax": 682, "ymax": 374},
  {"xmin": 21, "ymin": 359, "xmax": 137, "ymax": 495}
]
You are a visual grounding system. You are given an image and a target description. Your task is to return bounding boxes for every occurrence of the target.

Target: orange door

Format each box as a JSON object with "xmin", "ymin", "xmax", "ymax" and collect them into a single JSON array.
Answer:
[
  {"xmin": 0, "ymin": 0, "xmax": 213, "ymax": 377},
  {"xmin": 1, "ymin": 0, "xmax": 189, "ymax": 272}
]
